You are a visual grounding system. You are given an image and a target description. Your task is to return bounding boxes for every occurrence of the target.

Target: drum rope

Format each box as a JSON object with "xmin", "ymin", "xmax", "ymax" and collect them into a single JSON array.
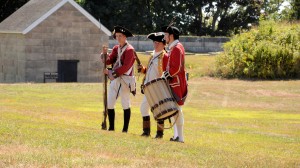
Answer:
[
  {"xmin": 157, "ymin": 111, "xmax": 179, "ymax": 130},
  {"xmin": 157, "ymin": 79, "xmax": 180, "ymax": 130}
]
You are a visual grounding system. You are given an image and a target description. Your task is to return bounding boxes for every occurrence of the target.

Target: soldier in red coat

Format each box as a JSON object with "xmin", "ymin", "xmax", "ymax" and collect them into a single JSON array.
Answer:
[
  {"xmin": 161, "ymin": 25, "xmax": 188, "ymax": 143},
  {"xmin": 102, "ymin": 26, "xmax": 136, "ymax": 133}
]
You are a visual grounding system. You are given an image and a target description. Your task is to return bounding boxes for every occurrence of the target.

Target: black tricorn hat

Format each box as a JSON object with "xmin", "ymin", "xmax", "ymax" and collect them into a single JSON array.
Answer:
[
  {"xmin": 112, "ymin": 25, "xmax": 133, "ymax": 39},
  {"xmin": 147, "ymin": 32, "xmax": 166, "ymax": 44},
  {"xmin": 161, "ymin": 25, "xmax": 181, "ymax": 35}
]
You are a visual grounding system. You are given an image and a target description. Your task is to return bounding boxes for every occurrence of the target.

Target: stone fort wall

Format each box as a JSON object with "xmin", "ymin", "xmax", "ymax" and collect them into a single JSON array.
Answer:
[{"xmin": 109, "ymin": 35, "xmax": 230, "ymax": 53}]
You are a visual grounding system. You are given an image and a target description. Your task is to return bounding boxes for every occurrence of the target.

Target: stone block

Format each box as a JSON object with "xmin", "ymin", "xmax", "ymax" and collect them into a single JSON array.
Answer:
[
  {"xmin": 55, "ymin": 54, "xmax": 65, "ymax": 60},
  {"xmin": 3, "ymin": 74, "xmax": 16, "ymax": 83},
  {"xmin": 2, "ymin": 59, "xmax": 15, "ymax": 66},
  {"xmin": 30, "ymin": 33, "xmax": 47, "ymax": 39},
  {"xmin": 44, "ymin": 53, "xmax": 55, "ymax": 61},
  {"xmin": 31, "ymin": 46, "xmax": 44, "ymax": 53},
  {"xmin": 89, "ymin": 54, "xmax": 101, "ymax": 61},
  {"xmin": 4, "ymin": 65, "xmax": 17, "ymax": 75},
  {"xmin": 90, "ymin": 28, "xmax": 100, "ymax": 34},
  {"xmin": 54, "ymin": 47, "xmax": 64, "ymax": 54},
  {"xmin": 26, "ymin": 53, "xmax": 45, "ymax": 61},
  {"xmin": 0, "ymin": 73, "xmax": 4, "ymax": 82},
  {"xmin": 44, "ymin": 46, "xmax": 54, "ymax": 53}
]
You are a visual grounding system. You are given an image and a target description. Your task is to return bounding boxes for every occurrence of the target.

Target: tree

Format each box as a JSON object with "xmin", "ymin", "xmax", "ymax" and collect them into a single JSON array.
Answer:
[
  {"xmin": 181, "ymin": 0, "xmax": 210, "ymax": 36},
  {"xmin": 217, "ymin": 0, "xmax": 262, "ymax": 35},
  {"xmin": 82, "ymin": 0, "xmax": 156, "ymax": 33},
  {"xmin": 3, "ymin": 0, "xmax": 294, "ymax": 36},
  {"xmin": 290, "ymin": 0, "xmax": 300, "ymax": 19},
  {"xmin": 0, "ymin": 0, "xmax": 29, "ymax": 22},
  {"xmin": 261, "ymin": 0, "xmax": 290, "ymax": 20}
]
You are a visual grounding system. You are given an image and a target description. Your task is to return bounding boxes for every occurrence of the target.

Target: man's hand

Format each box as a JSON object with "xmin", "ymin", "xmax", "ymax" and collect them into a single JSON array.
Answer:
[
  {"xmin": 100, "ymin": 45, "xmax": 108, "ymax": 63},
  {"xmin": 161, "ymin": 71, "xmax": 172, "ymax": 80},
  {"xmin": 103, "ymin": 69, "xmax": 115, "ymax": 80},
  {"xmin": 102, "ymin": 46, "xmax": 108, "ymax": 55},
  {"xmin": 137, "ymin": 64, "xmax": 144, "ymax": 73},
  {"xmin": 103, "ymin": 68, "xmax": 109, "ymax": 75}
]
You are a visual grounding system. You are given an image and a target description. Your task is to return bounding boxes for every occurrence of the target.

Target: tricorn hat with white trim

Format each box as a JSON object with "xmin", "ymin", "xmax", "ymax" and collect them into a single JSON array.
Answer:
[
  {"xmin": 147, "ymin": 32, "xmax": 166, "ymax": 44},
  {"xmin": 112, "ymin": 25, "xmax": 133, "ymax": 39}
]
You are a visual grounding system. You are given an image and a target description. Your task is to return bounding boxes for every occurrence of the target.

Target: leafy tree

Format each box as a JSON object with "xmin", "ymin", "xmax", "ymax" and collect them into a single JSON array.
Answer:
[
  {"xmin": 177, "ymin": 0, "xmax": 262, "ymax": 36},
  {"xmin": 181, "ymin": 0, "xmax": 210, "ymax": 36},
  {"xmin": 82, "ymin": 0, "xmax": 155, "ymax": 33},
  {"xmin": 290, "ymin": 0, "xmax": 300, "ymax": 19},
  {"xmin": 216, "ymin": 0, "xmax": 262, "ymax": 36},
  {"xmin": 2, "ymin": 0, "xmax": 295, "ymax": 36},
  {"xmin": 260, "ymin": 0, "xmax": 294, "ymax": 21},
  {"xmin": 0, "ymin": 0, "xmax": 29, "ymax": 22}
]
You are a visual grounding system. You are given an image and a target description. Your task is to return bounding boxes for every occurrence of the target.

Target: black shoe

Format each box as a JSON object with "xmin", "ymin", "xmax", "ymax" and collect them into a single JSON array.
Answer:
[
  {"xmin": 155, "ymin": 134, "xmax": 163, "ymax": 139},
  {"xmin": 155, "ymin": 131, "xmax": 163, "ymax": 139},
  {"xmin": 170, "ymin": 136, "xmax": 179, "ymax": 141},
  {"xmin": 141, "ymin": 132, "xmax": 150, "ymax": 137},
  {"xmin": 122, "ymin": 130, "xmax": 127, "ymax": 133}
]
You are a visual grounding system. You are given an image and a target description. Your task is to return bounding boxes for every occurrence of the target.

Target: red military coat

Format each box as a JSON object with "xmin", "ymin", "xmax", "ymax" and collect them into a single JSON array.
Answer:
[
  {"xmin": 106, "ymin": 44, "xmax": 135, "ymax": 77},
  {"xmin": 163, "ymin": 41, "xmax": 188, "ymax": 105}
]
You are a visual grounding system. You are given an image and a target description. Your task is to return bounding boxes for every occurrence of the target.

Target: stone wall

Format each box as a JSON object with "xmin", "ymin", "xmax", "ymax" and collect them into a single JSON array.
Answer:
[
  {"xmin": 24, "ymin": 2, "xmax": 107, "ymax": 83},
  {"xmin": 0, "ymin": 33, "xmax": 26, "ymax": 83},
  {"xmin": 109, "ymin": 35, "xmax": 230, "ymax": 53}
]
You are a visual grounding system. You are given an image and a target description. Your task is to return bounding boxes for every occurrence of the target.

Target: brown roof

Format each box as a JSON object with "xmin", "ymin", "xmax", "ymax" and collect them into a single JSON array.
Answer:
[{"xmin": 0, "ymin": 0, "xmax": 62, "ymax": 33}]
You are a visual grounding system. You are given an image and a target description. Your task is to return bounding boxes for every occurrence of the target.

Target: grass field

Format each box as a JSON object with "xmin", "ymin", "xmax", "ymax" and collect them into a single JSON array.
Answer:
[{"xmin": 0, "ymin": 53, "xmax": 300, "ymax": 167}]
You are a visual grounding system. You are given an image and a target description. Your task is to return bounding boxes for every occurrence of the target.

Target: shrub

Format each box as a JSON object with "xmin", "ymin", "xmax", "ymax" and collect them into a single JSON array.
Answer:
[{"xmin": 215, "ymin": 20, "xmax": 300, "ymax": 79}]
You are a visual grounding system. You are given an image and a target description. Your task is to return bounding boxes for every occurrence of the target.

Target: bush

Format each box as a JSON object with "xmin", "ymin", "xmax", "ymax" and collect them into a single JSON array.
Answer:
[{"xmin": 215, "ymin": 20, "xmax": 300, "ymax": 79}]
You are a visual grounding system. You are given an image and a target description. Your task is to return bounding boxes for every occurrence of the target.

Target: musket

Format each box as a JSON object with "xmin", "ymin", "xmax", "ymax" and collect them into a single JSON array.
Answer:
[
  {"xmin": 134, "ymin": 51, "xmax": 142, "ymax": 78},
  {"xmin": 101, "ymin": 51, "xmax": 108, "ymax": 130},
  {"xmin": 167, "ymin": 16, "xmax": 176, "ymax": 30},
  {"xmin": 134, "ymin": 51, "xmax": 141, "ymax": 66},
  {"xmin": 100, "ymin": 19, "xmax": 108, "ymax": 130}
]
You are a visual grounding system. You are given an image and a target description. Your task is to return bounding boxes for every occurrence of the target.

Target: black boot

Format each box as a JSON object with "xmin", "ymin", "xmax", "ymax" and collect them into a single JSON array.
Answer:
[
  {"xmin": 122, "ymin": 108, "xmax": 131, "ymax": 133},
  {"xmin": 141, "ymin": 116, "xmax": 150, "ymax": 137},
  {"xmin": 107, "ymin": 109, "xmax": 115, "ymax": 131},
  {"xmin": 155, "ymin": 120, "xmax": 164, "ymax": 139}
]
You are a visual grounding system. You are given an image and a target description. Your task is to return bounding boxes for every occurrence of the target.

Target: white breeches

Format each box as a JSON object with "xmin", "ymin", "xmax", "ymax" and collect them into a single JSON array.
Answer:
[
  {"xmin": 171, "ymin": 106, "xmax": 184, "ymax": 142},
  {"xmin": 170, "ymin": 107, "xmax": 184, "ymax": 125},
  {"xmin": 140, "ymin": 96, "xmax": 150, "ymax": 117},
  {"xmin": 107, "ymin": 79, "xmax": 131, "ymax": 109}
]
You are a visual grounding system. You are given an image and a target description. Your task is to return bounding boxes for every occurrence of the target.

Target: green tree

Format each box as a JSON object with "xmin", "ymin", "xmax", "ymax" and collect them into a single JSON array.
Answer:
[
  {"xmin": 180, "ymin": 0, "xmax": 210, "ymax": 36},
  {"xmin": 217, "ymin": 0, "xmax": 262, "ymax": 36},
  {"xmin": 0, "ymin": 0, "xmax": 29, "ymax": 22},
  {"xmin": 261, "ymin": 0, "xmax": 289, "ymax": 20},
  {"xmin": 4, "ymin": 0, "xmax": 295, "ymax": 36},
  {"xmin": 82, "ymin": 0, "xmax": 155, "ymax": 33},
  {"xmin": 290, "ymin": 0, "xmax": 300, "ymax": 19}
]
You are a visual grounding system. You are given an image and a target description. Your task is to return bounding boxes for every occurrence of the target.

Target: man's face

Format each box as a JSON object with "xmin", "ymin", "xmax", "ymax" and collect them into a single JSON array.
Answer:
[
  {"xmin": 115, "ymin": 32, "xmax": 126, "ymax": 44},
  {"xmin": 153, "ymin": 41, "xmax": 165, "ymax": 52},
  {"xmin": 164, "ymin": 33, "xmax": 170, "ymax": 44}
]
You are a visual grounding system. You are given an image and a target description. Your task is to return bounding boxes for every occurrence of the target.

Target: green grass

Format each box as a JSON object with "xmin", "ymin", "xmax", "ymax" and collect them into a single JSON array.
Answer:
[{"xmin": 1, "ymin": 54, "xmax": 300, "ymax": 167}]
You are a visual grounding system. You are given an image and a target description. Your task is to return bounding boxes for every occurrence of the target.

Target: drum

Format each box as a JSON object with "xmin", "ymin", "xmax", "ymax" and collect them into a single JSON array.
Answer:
[{"xmin": 143, "ymin": 78, "xmax": 179, "ymax": 120}]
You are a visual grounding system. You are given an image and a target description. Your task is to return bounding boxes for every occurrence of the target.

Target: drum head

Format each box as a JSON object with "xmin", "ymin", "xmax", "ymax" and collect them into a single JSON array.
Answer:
[{"xmin": 155, "ymin": 108, "xmax": 178, "ymax": 120}]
